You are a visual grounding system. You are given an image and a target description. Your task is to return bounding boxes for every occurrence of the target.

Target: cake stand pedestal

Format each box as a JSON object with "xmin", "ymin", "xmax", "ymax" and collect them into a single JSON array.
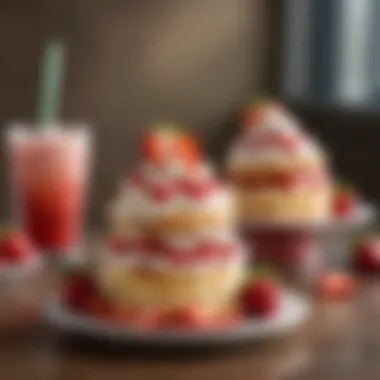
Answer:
[{"xmin": 240, "ymin": 204, "xmax": 377, "ymax": 284}]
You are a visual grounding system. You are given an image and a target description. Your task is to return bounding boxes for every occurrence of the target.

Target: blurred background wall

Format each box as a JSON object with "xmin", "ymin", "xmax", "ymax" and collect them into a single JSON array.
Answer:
[
  {"xmin": 1, "ymin": 0, "xmax": 377, "ymax": 226},
  {"xmin": 0, "ymin": 0, "xmax": 278, "ymax": 225}
]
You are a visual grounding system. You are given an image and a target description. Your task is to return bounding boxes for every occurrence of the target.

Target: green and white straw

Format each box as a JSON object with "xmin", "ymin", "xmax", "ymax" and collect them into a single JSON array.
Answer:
[{"xmin": 36, "ymin": 39, "xmax": 66, "ymax": 128}]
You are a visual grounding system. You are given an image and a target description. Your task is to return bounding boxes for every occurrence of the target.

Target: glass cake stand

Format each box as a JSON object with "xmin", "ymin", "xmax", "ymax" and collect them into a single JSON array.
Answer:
[{"xmin": 240, "ymin": 203, "xmax": 377, "ymax": 284}]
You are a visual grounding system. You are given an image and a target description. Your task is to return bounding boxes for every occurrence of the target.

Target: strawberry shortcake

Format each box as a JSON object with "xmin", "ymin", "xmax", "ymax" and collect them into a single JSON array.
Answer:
[
  {"xmin": 98, "ymin": 126, "xmax": 247, "ymax": 327},
  {"xmin": 228, "ymin": 100, "xmax": 332, "ymax": 223}
]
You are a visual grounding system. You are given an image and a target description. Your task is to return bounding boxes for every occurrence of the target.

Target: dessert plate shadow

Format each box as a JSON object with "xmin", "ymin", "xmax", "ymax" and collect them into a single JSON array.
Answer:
[{"xmin": 45, "ymin": 290, "xmax": 310, "ymax": 347}]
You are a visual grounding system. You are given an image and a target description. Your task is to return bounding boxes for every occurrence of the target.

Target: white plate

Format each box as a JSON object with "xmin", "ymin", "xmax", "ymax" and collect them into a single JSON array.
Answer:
[
  {"xmin": 45, "ymin": 291, "xmax": 310, "ymax": 347},
  {"xmin": 0, "ymin": 256, "xmax": 42, "ymax": 284},
  {"xmin": 242, "ymin": 203, "xmax": 376, "ymax": 233}
]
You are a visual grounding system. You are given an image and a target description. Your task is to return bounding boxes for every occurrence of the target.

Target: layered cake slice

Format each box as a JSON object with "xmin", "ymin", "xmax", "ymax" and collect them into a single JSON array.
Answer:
[
  {"xmin": 227, "ymin": 100, "xmax": 332, "ymax": 223},
  {"xmin": 98, "ymin": 126, "xmax": 247, "ymax": 328}
]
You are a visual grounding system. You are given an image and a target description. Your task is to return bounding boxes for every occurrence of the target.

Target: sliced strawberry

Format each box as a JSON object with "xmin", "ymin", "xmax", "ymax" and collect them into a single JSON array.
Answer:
[
  {"xmin": 134, "ymin": 311, "xmax": 163, "ymax": 330},
  {"xmin": 107, "ymin": 235, "xmax": 141, "ymax": 254},
  {"xmin": 141, "ymin": 236, "xmax": 165, "ymax": 254},
  {"xmin": 148, "ymin": 183, "xmax": 174, "ymax": 203},
  {"xmin": 168, "ymin": 248, "xmax": 193, "ymax": 265},
  {"xmin": 217, "ymin": 242, "xmax": 237, "ymax": 259},
  {"xmin": 195, "ymin": 241, "xmax": 218, "ymax": 260},
  {"xmin": 140, "ymin": 131, "xmax": 169, "ymax": 165},
  {"xmin": 163, "ymin": 307, "xmax": 206, "ymax": 329},
  {"xmin": 175, "ymin": 134, "xmax": 200, "ymax": 168},
  {"xmin": 179, "ymin": 177, "xmax": 216, "ymax": 199}
]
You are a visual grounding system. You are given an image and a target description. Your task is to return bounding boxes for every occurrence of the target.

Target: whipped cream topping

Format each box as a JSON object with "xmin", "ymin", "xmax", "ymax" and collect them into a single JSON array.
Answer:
[
  {"xmin": 110, "ymin": 161, "xmax": 233, "ymax": 221},
  {"xmin": 229, "ymin": 105, "xmax": 326, "ymax": 167}
]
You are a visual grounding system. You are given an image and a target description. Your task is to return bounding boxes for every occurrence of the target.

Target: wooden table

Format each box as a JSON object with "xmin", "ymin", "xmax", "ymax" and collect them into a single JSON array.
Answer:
[{"xmin": 1, "ymin": 277, "xmax": 380, "ymax": 380}]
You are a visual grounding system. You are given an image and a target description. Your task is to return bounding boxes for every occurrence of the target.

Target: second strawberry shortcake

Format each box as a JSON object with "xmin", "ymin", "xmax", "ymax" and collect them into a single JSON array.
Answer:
[{"xmin": 227, "ymin": 100, "xmax": 332, "ymax": 223}]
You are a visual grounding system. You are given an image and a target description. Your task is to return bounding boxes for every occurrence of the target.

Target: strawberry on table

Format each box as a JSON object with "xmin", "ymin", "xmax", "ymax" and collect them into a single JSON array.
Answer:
[
  {"xmin": 353, "ymin": 235, "xmax": 380, "ymax": 273},
  {"xmin": 0, "ymin": 230, "xmax": 34, "ymax": 264},
  {"xmin": 317, "ymin": 272, "xmax": 355, "ymax": 300}
]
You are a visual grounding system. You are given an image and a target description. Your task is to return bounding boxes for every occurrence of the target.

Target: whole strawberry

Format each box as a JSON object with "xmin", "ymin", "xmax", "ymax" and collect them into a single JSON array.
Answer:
[
  {"xmin": 62, "ymin": 273, "xmax": 97, "ymax": 311},
  {"xmin": 332, "ymin": 187, "xmax": 357, "ymax": 219},
  {"xmin": 0, "ymin": 230, "xmax": 34, "ymax": 264},
  {"xmin": 353, "ymin": 236, "xmax": 380, "ymax": 273},
  {"xmin": 240, "ymin": 279, "xmax": 281, "ymax": 318}
]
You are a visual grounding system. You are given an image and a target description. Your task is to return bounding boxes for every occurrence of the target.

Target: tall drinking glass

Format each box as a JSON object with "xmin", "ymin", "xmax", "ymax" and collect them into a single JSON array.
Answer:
[{"xmin": 6, "ymin": 124, "xmax": 92, "ymax": 255}]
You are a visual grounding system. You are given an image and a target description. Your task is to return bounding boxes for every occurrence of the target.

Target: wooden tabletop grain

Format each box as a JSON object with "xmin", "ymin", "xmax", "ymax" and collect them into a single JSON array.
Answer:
[{"xmin": 1, "ymin": 273, "xmax": 380, "ymax": 380}]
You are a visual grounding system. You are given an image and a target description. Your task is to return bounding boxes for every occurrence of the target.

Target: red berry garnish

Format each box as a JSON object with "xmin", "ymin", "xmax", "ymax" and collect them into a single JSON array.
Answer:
[
  {"xmin": 317, "ymin": 272, "xmax": 355, "ymax": 300},
  {"xmin": 62, "ymin": 275, "xmax": 97, "ymax": 311},
  {"xmin": 240, "ymin": 279, "xmax": 281, "ymax": 318},
  {"xmin": 179, "ymin": 178, "xmax": 216, "ymax": 199},
  {"xmin": 140, "ymin": 127, "xmax": 200, "ymax": 168},
  {"xmin": 353, "ymin": 236, "xmax": 380, "ymax": 273},
  {"xmin": 141, "ymin": 236, "xmax": 165, "ymax": 254},
  {"xmin": 332, "ymin": 190, "xmax": 357, "ymax": 219},
  {"xmin": 107, "ymin": 235, "xmax": 142, "ymax": 254},
  {"xmin": 168, "ymin": 247, "xmax": 193, "ymax": 265},
  {"xmin": 149, "ymin": 184, "xmax": 174, "ymax": 202},
  {"xmin": 0, "ymin": 231, "xmax": 33, "ymax": 263},
  {"xmin": 218, "ymin": 242, "xmax": 236, "ymax": 259},
  {"xmin": 164, "ymin": 307, "xmax": 205, "ymax": 329},
  {"xmin": 195, "ymin": 241, "xmax": 217, "ymax": 260},
  {"xmin": 140, "ymin": 131, "xmax": 168, "ymax": 165}
]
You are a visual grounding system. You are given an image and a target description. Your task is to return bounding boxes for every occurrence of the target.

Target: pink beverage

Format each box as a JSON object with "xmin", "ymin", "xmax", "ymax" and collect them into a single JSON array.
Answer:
[{"xmin": 7, "ymin": 125, "xmax": 91, "ymax": 253}]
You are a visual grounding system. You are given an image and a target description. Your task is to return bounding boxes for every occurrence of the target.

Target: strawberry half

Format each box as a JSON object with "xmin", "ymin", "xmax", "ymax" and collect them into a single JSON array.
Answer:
[
  {"xmin": 242, "ymin": 99, "xmax": 281, "ymax": 131},
  {"xmin": 140, "ymin": 126, "xmax": 200, "ymax": 168},
  {"xmin": 107, "ymin": 235, "xmax": 141, "ymax": 254},
  {"xmin": 163, "ymin": 307, "xmax": 206, "ymax": 329},
  {"xmin": 148, "ymin": 183, "xmax": 174, "ymax": 203},
  {"xmin": 179, "ymin": 177, "xmax": 216, "ymax": 199}
]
